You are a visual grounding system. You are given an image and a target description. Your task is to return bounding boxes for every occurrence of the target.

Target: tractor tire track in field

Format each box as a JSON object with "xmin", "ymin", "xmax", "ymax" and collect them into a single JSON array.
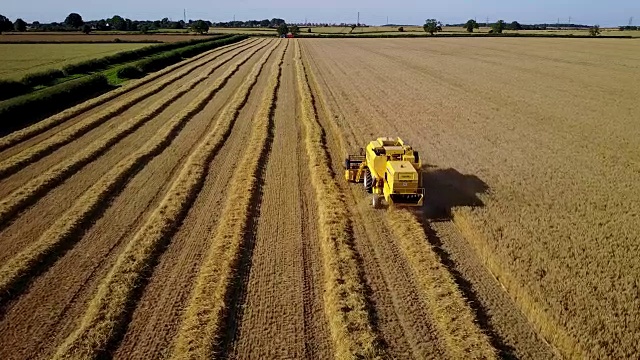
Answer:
[
  {"xmin": 0, "ymin": 41, "xmax": 270, "ymax": 308},
  {"xmin": 0, "ymin": 40, "xmax": 263, "ymax": 229},
  {"xmin": 0, "ymin": 38, "xmax": 255, "ymax": 154},
  {"xmin": 52, "ymin": 40, "xmax": 279, "ymax": 359},
  {"xmin": 0, "ymin": 39, "xmax": 258, "ymax": 178},
  {"xmin": 0, "ymin": 40, "xmax": 272, "ymax": 360}
]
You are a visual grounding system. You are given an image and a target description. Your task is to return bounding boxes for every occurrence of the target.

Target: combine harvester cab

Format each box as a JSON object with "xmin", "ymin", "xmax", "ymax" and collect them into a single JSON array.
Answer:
[{"xmin": 345, "ymin": 137, "xmax": 424, "ymax": 208}]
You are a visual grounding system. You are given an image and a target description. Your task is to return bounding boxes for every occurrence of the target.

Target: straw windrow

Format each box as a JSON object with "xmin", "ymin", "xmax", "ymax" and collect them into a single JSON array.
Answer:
[
  {"xmin": 294, "ymin": 40, "xmax": 383, "ymax": 359},
  {"xmin": 52, "ymin": 40, "xmax": 279, "ymax": 360},
  {"xmin": 0, "ymin": 40, "xmax": 263, "ymax": 227},
  {"xmin": 170, "ymin": 40, "xmax": 287, "ymax": 359},
  {"xmin": 0, "ymin": 41, "xmax": 269, "ymax": 306}
]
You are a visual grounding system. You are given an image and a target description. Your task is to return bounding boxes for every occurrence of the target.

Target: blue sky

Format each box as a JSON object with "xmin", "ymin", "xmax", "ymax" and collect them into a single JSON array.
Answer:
[{"xmin": 1, "ymin": 0, "xmax": 638, "ymax": 26}]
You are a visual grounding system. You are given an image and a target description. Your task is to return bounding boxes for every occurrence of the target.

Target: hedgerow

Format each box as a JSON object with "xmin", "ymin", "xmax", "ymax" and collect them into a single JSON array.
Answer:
[{"xmin": 0, "ymin": 75, "xmax": 110, "ymax": 134}]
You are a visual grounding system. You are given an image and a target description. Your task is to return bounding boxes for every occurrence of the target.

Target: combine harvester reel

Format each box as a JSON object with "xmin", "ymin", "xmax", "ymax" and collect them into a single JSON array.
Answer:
[{"xmin": 345, "ymin": 137, "xmax": 425, "ymax": 209}]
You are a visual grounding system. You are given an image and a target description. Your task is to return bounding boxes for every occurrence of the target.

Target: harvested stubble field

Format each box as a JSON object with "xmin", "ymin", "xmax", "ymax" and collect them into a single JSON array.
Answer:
[{"xmin": 0, "ymin": 36, "xmax": 636, "ymax": 360}]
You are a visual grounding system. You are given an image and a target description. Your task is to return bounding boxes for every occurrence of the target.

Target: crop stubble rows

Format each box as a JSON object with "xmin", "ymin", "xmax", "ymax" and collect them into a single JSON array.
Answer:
[
  {"xmin": 3, "ymin": 38, "xmax": 272, "ymax": 354},
  {"xmin": 227, "ymin": 39, "xmax": 332, "ymax": 359},
  {"xmin": 50, "ymin": 40, "xmax": 278, "ymax": 359},
  {"xmin": 110, "ymin": 41, "xmax": 285, "ymax": 359},
  {"xmin": 0, "ymin": 40, "xmax": 270, "ymax": 304},
  {"xmin": 0, "ymin": 40, "xmax": 262, "ymax": 227},
  {"xmin": 169, "ymin": 39, "xmax": 286, "ymax": 359},
  {"xmin": 0, "ymin": 44, "xmax": 266, "ymax": 281}
]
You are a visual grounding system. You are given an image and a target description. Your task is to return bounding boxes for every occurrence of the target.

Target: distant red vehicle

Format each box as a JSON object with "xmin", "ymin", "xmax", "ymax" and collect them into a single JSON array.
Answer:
[{"xmin": 286, "ymin": 33, "xmax": 294, "ymax": 38}]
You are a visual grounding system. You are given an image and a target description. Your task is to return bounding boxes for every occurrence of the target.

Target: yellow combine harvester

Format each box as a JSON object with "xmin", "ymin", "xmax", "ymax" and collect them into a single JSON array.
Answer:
[{"xmin": 345, "ymin": 137, "xmax": 424, "ymax": 208}]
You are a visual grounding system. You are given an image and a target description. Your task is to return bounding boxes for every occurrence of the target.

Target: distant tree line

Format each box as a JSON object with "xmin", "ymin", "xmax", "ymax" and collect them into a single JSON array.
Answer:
[
  {"xmin": 291, "ymin": 22, "xmax": 371, "ymax": 27},
  {"xmin": 2, "ymin": 12, "xmax": 633, "ymax": 36},
  {"xmin": 424, "ymin": 18, "xmax": 604, "ymax": 36},
  {"xmin": 447, "ymin": 21, "xmax": 593, "ymax": 30},
  {"xmin": 1, "ymin": 12, "xmax": 380, "ymax": 34},
  {"xmin": 213, "ymin": 18, "xmax": 285, "ymax": 28},
  {"xmin": 0, "ymin": 13, "xmax": 234, "ymax": 33},
  {"xmin": 45, "ymin": 15, "xmax": 203, "ymax": 33},
  {"xmin": 0, "ymin": 14, "xmax": 24, "ymax": 33}
]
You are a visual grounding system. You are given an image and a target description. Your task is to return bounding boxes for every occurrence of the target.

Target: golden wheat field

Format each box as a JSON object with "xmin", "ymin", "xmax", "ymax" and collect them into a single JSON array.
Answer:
[{"xmin": 0, "ymin": 37, "xmax": 638, "ymax": 360}]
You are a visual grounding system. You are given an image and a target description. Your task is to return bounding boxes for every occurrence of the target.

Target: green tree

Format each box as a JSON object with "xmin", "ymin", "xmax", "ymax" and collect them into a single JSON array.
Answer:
[
  {"xmin": 277, "ymin": 23, "xmax": 289, "ymax": 36},
  {"xmin": 82, "ymin": 24, "xmax": 92, "ymax": 34},
  {"xmin": 589, "ymin": 25, "xmax": 600, "ymax": 36},
  {"xmin": 110, "ymin": 15, "xmax": 126, "ymax": 31},
  {"xmin": 64, "ymin": 13, "xmax": 84, "ymax": 28},
  {"xmin": 260, "ymin": 19, "xmax": 271, "ymax": 27},
  {"xmin": 424, "ymin": 19, "xmax": 442, "ymax": 35},
  {"xmin": 271, "ymin": 18, "xmax": 286, "ymax": 27},
  {"xmin": 96, "ymin": 19, "xmax": 108, "ymax": 31},
  {"xmin": 0, "ymin": 15, "xmax": 14, "ymax": 33},
  {"xmin": 289, "ymin": 24, "xmax": 300, "ymax": 36},
  {"xmin": 492, "ymin": 20, "xmax": 506, "ymax": 34},
  {"xmin": 139, "ymin": 24, "xmax": 150, "ymax": 34},
  {"xmin": 398, "ymin": 26, "xmax": 404, "ymax": 32},
  {"xmin": 14, "ymin": 18, "xmax": 27, "ymax": 32},
  {"xmin": 126, "ymin": 19, "xmax": 136, "ymax": 31},
  {"xmin": 464, "ymin": 19, "xmax": 479, "ymax": 32},
  {"xmin": 509, "ymin": 21, "xmax": 523, "ymax": 30},
  {"xmin": 191, "ymin": 20, "xmax": 210, "ymax": 34}
]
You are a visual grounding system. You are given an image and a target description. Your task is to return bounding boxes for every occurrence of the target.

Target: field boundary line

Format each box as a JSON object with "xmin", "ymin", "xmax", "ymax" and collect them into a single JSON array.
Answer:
[
  {"xmin": 0, "ymin": 38, "xmax": 257, "ymax": 153},
  {"xmin": 0, "ymin": 40, "xmax": 263, "ymax": 228},
  {"xmin": 294, "ymin": 39, "xmax": 384, "ymax": 359},
  {"xmin": 299, "ymin": 40, "xmax": 497, "ymax": 359},
  {"xmin": 452, "ymin": 211, "xmax": 585, "ymax": 359},
  {"xmin": 0, "ymin": 41, "xmax": 269, "ymax": 307},
  {"xmin": 170, "ymin": 40, "xmax": 286, "ymax": 359},
  {"xmin": 51, "ymin": 40, "xmax": 279, "ymax": 359}
]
